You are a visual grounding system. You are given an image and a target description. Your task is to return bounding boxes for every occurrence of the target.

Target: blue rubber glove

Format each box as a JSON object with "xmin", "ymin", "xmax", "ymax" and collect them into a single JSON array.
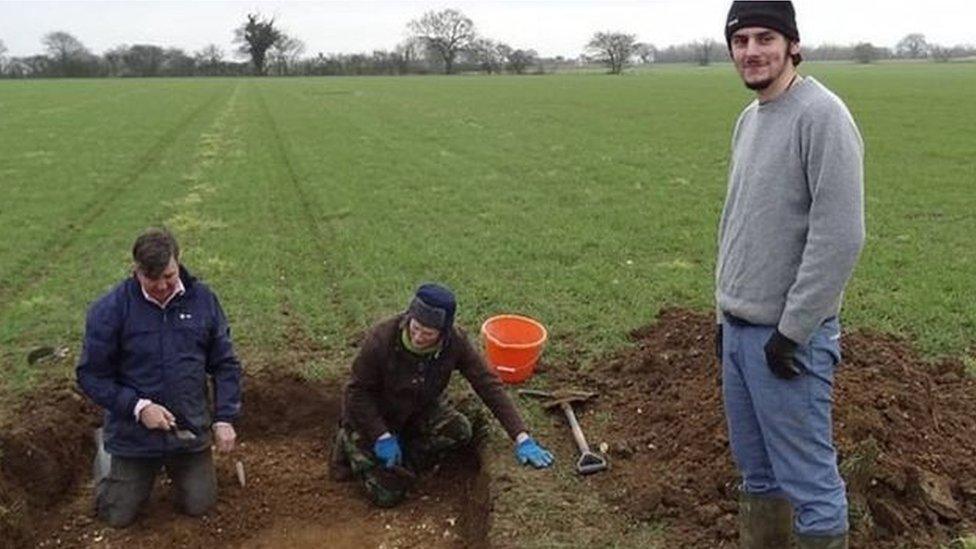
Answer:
[
  {"xmin": 515, "ymin": 436, "xmax": 554, "ymax": 468},
  {"xmin": 373, "ymin": 435, "xmax": 402, "ymax": 469}
]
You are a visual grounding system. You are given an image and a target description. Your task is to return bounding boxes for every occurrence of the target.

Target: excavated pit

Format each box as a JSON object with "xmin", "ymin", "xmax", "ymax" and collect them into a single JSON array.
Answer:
[
  {"xmin": 3, "ymin": 310, "xmax": 975, "ymax": 548},
  {"xmin": 0, "ymin": 373, "xmax": 489, "ymax": 548}
]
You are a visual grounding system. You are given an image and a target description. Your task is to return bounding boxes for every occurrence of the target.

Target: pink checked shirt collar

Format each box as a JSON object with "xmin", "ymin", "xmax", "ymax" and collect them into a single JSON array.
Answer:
[{"xmin": 140, "ymin": 278, "xmax": 186, "ymax": 309}]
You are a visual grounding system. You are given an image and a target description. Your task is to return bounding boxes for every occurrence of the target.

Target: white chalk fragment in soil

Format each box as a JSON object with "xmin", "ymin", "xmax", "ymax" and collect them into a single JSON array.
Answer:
[{"xmin": 235, "ymin": 460, "xmax": 247, "ymax": 487}]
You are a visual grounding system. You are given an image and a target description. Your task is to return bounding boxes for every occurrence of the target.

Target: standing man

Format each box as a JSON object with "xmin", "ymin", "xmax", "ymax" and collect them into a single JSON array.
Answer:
[
  {"xmin": 77, "ymin": 228, "xmax": 242, "ymax": 527},
  {"xmin": 715, "ymin": 2, "xmax": 864, "ymax": 548},
  {"xmin": 331, "ymin": 283, "xmax": 554, "ymax": 508}
]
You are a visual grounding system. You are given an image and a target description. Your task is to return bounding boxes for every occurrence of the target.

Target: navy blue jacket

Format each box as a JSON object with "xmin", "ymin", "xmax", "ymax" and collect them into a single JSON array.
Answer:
[{"xmin": 77, "ymin": 266, "xmax": 242, "ymax": 458}]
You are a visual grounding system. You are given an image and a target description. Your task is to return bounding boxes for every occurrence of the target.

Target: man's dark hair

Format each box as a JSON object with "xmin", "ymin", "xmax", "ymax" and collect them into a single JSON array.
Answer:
[
  {"xmin": 788, "ymin": 41, "xmax": 802, "ymax": 67},
  {"xmin": 132, "ymin": 228, "xmax": 180, "ymax": 278}
]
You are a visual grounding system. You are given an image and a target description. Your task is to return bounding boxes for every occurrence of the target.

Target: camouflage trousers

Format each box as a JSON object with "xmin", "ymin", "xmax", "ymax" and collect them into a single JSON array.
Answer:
[{"xmin": 335, "ymin": 397, "xmax": 485, "ymax": 508}]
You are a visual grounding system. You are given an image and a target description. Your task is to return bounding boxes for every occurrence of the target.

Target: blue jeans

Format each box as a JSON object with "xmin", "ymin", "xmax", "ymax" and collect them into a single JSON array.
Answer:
[{"xmin": 721, "ymin": 314, "xmax": 848, "ymax": 536}]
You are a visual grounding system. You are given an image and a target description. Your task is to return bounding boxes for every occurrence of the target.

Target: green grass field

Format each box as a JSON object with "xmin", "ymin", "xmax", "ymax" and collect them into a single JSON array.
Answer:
[{"xmin": 1, "ymin": 62, "xmax": 974, "ymax": 394}]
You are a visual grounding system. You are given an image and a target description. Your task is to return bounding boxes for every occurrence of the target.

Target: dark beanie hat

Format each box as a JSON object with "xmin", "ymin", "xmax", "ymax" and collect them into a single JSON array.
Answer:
[
  {"xmin": 725, "ymin": 1, "xmax": 800, "ymax": 48},
  {"xmin": 407, "ymin": 283, "xmax": 457, "ymax": 332}
]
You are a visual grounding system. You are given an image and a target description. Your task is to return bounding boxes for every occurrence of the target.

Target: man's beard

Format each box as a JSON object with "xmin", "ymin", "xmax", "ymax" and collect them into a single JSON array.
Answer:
[{"xmin": 744, "ymin": 77, "xmax": 775, "ymax": 91}]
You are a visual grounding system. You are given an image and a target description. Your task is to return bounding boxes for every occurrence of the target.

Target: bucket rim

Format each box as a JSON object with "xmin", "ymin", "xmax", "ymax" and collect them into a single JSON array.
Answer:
[{"xmin": 480, "ymin": 314, "xmax": 548, "ymax": 350}]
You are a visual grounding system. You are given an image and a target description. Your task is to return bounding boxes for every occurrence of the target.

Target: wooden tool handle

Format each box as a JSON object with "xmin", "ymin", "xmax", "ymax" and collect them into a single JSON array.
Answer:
[{"xmin": 560, "ymin": 401, "xmax": 591, "ymax": 453}]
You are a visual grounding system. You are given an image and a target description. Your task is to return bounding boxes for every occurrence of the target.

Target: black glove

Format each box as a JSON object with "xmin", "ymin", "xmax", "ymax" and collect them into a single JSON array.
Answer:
[
  {"xmin": 715, "ymin": 324, "xmax": 723, "ymax": 362},
  {"xmin": 764, "ymin": 330, "xmax": 801, "ymax": 379}
]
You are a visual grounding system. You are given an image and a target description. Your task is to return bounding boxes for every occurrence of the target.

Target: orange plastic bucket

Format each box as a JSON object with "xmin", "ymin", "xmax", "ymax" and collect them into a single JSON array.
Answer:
[{"xmin": 480, "ymin": 314, "xmax": 548, "ymax": 384}]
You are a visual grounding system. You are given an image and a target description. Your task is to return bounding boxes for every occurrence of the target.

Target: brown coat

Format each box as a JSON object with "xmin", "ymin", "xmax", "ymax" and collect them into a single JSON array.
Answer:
[{"xmin": 342, "ymin": 314, "xmax": 527, "ymax": 443}]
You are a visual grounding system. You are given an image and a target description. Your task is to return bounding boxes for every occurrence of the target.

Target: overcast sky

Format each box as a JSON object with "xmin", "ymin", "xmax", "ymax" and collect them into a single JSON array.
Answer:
[{"xmin": 1, "ymin": 0, "xmax": 973, "ymax": 59}]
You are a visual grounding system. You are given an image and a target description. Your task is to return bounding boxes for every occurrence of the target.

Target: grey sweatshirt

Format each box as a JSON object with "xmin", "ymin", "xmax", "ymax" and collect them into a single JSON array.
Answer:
[{"xmin": 716, "ymin": 76, "xmax": 865, "ymax": 345}]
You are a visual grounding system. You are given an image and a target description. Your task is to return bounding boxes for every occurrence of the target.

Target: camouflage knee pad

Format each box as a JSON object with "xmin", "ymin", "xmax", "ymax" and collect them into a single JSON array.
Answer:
[
  {"xmin": 405, "ymin": 402, "xmax": 476, "ymax": 470},
  {"xmin": 335, "ymin": 427, "xmax": 409, "ymax": 508}
]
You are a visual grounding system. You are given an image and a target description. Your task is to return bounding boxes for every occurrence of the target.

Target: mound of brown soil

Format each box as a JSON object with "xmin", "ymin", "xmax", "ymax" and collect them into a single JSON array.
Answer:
[
  {"xmin": 0, "ymin": 384, "xmax": 99, "ymax": 546},
  {"xmin": 556, "ymin": 308, "xmax": 976, "ymax": 548},
  {"xmin": 4, "ymin": 312, "xmax": 972, "ymax": 548},
  {"xmin": 1, "ymin": 373, "xmax": 488, "ymax": 548}
]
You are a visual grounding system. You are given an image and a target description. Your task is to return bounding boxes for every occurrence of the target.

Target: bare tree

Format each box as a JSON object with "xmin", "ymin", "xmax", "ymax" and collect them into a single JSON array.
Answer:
[
  {"xmin": 43, "ymin": 31, "xmax": 85, "ymax": 64},
  {"xmin": 2, "ymin": 56, "xmax": 35, "ymax": 77},
  {"xmin": 896, "ymin": 33, "xmax": 928, "ymax": 59},
  {"xmin": 695, "ymin": 38, "xmax": 718, "ymax": 66},
  {"xmin": 269, "ymin": 35, "xmax": 305, "ymax": 76},
  {"xmin": 195, "ymin": 44, "xmax": 224, "ymax": 75},
  {"xmin": 467, "ymin": 38, "xmax": 505, "ymax": 74},
  {"xmin": 394, "ymin": 36, "xmax": 427, "ymax": 74},
  {"xmin": 123, "ymin": 44, "xmax": 166, "ymax": 76},
  {"xmin": 634, "ymin": 42, "xmax": 657, "ymax": 64},
  {"xmin": 43, "ymin": 31, "xmax": 95, "ymax": 76},
  {"xmin": 852, "ymin": 42, "xmax": 879, "ymax": 64},
  {"xmin": 21, "ymin": 55, "xmax": 51, "ymax": 76},
  {"xmin": 162, "ymin": 48, "xmax": 196, "ymax": 76},
  {"xmin": 235, "ymin": 13, "xmax": 282, "ymax": 75},
  {"xmin": 586, "ymin": 31, "xmax": 638, "ymax": 74},
  {"xmin": 102, "ymin": 46, "xmax": 125, "ymax": 76},
  {"xmin": 928, "ymin": 44, "xmax": 952, "ymax": 63},
  {"xmin": 505, "ymin": 48, "xmax": 538, "ymax": 75},
  {"xmin": 408, "ymin": 9, "xmax": 476, "ymax": 74}
]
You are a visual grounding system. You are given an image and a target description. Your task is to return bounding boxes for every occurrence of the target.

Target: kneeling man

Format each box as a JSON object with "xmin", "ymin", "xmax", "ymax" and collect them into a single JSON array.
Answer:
[
  {"xmin": 77, "ymin": 228, "xmax": 242, "ymax": 527},
  {"xmin": 332, "ymin": 283, "xmax": 553, "ymax": 507}
]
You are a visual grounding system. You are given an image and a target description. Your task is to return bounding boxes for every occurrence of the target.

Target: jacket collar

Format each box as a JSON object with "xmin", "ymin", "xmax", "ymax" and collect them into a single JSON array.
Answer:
[
  {"xmin": 396, "ymin": 313, "xmax": 452, "ymax": 357},
  {"xmin": 128, "ymin": 264, "xmax": 198, "ymax": 306}
]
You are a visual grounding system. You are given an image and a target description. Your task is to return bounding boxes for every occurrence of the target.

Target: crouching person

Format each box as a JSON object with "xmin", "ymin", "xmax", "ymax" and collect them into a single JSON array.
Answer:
[
  {"xmin": 76, "ymin": 228, "xmax": 242, "ymax": 527},
  {"xmin": 331, "ymin": 283, "xmax": 553, "ymax": 507}
]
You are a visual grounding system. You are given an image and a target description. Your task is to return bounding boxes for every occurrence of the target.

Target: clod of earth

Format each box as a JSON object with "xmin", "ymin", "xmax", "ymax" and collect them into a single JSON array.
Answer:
[{"xmin": 914, "ymin": 469, "xmax": 961, "ymax": 521}]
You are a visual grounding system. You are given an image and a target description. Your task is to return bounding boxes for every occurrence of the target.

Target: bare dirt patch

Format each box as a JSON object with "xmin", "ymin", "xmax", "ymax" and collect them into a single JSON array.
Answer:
[
  {"xmin": 551, "ymin": 308, "xmax": 976, "ymax": 548},
  {"xmin": 1, "ymin": 373, "xmax": 488, "ymax": 548},
  {"xmin": 5, "ymin": 310, "xmax": 974, "ymax": 548}
]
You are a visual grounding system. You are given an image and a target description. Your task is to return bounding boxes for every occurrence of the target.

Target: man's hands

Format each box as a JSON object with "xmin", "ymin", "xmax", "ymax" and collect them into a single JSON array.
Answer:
[
  {"xmin": 137, "ymin": 402, "xmax": 237, "ymax": 452},
  {"xmin": 213, "ymin": 423, "xmax": 237, "ymax": 453},
  {"xmin": 373, "ymin": 435, "xmax": 403, "ymax": 469},
  {"xmin": 764, "ymin": 330, "xmax": 802, "ymax": 379},
  {"xmin": 515, "ymin": 436, "xmax": 554, "ymax": 468},
  {"xmin": 138, "ymin": 402, "xmax": 177, "ymax": 431}
]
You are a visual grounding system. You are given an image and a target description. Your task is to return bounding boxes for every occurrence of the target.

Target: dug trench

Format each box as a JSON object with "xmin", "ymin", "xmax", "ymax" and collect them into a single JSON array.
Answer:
[
  {"xmin": 3, "ymin": 309, "xmax": 975, "ymax": 548},
  {"xmin": 0, "ymin": 373, "xmax": 490, "ymax": 548}
]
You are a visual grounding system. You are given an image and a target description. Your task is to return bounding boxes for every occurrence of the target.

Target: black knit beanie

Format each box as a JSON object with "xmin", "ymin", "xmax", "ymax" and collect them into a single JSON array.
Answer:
[
  {"xmin": 406, "ymin": 283, "xmax": 457, "ymax": 332},
  {"xmin": 725, "ymin": 1, "xmax": 800, "ymax": 48}
]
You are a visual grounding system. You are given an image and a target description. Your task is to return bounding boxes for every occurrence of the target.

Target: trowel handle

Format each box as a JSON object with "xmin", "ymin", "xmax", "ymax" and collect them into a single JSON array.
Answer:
[
  {"xmin": 93, "ymin": 428, "xmax": 112, "ymax": 484},
  {"xmin": 560, "ymin": 402, "xmax": 591, "ymax": 453}
]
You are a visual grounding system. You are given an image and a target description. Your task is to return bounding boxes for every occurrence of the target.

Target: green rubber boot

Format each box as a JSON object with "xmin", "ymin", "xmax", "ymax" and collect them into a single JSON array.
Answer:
[
  {"xmin": 795, "ymin": 533, "xmax": 848, "ymax": 549},
  {"xmin": 739, "ymin": 492, "xmax": 793, "ymax": 549}
]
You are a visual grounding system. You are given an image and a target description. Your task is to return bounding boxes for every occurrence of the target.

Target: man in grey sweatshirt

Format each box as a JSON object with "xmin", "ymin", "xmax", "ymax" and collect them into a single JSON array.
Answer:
[{"xmin": 715, "ymin": 3, "xmax": 864, "ymax": 548}]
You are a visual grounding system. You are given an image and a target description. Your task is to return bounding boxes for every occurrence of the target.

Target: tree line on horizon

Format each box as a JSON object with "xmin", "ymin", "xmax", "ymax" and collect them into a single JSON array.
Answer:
[{"xmin": 0, "ymin": 9, "xmax": 972, "ymax": 79}]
